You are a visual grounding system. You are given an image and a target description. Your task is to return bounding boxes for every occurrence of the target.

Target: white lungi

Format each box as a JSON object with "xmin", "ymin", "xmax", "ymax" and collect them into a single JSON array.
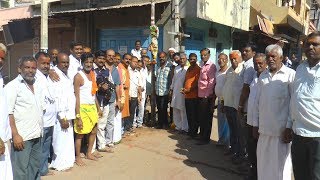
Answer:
[
  {"xmin": 113, "ymin": 109, "xmax": 122, "ymax": 143},
  {"xmin": 172, "ymin": 107, "xmax": 188, "ymax": 132},
  {"xmin": 50, "ymin": 120, "xmax": 75, "ymax": 171},
  {"xmin": 0, "ymin": 143, "xmax": 13, "ymax": 180},
  {"xmin": 257, "ymin": 134, "xmax": 292, "ymax": 180}
]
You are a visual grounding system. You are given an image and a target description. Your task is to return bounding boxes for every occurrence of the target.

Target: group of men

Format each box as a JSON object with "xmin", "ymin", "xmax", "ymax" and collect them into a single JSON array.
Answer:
[
  {"xmin": 0, "ymin": 40, "xmax": 155, "ymax": 179},
  {"xmin": 0, "ymin": 30, "xmax": 319, "ymax": 180},
  {"xmin": 214, "ymin": 32, "xmax": 320, "ymax": 180}
]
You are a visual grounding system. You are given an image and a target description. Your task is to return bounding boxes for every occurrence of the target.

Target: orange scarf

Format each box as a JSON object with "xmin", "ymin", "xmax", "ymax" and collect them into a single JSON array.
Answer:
[{"xmin": 90, "ymin": 70, "xmax": 98, "ymax": 95}]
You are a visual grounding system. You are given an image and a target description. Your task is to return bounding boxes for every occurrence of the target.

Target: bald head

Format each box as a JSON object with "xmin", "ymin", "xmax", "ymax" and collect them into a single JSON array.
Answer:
[{"xmin": 57, "ymin": 53, "xmax": 70, "ymax": 74}]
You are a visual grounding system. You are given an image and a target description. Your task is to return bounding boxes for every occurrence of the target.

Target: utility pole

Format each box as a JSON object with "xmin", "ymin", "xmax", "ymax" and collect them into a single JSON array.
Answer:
[
  {"xmin": 150, "ymin": 0, "xmax": 157, "ymax": 126},
  {"xmin": 168, "ymin": 0, "xmax": 190, "ymax": 52},
  {"xmin": 40, "ymin": 0, "xmax": 49, "ymax": 52}
]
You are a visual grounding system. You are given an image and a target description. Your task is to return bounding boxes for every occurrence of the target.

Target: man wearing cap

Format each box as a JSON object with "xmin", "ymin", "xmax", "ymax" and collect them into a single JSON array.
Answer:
[{"xmin": 0, "ymin": 43, "xmax": 13, "ymax": 180}]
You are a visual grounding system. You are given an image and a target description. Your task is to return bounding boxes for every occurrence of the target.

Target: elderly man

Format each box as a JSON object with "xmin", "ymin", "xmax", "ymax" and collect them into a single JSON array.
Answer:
[
  {"xmin": 49, "ymin": 48, "xmax": 59, "ymax": 67},
  {"xmin": 5, "ymin": 56, "xmax": 45, "ymax": 180},
  {"xmin": 246, "ymin": 53, "xmax": 268, "ymax": 180},
  {"xmin": 35, "ymin": 52, "xmax": 56, "ymax": 177},
  {"xmin": 215, "ymin": 53, "xmax": 230, "ymax": 147},
  {"xmin": 289, "ymin": 32, "xmax": 320, "ymax": 180},
  {"xmin": 170, "ymin": 53, "xmax": 188, "ymax": 133},
  {"xmin": 0, "ymin": 43, "xmax": 12, "ymax": 180},
  {"xmin": 49, "ymin": 53, "xmax": 76, "ymax": 171},
  {"xmin": 253, "ymin": 44, "xmax": 295, "ymax": 180},
  {"xmin": 222, "ymin": 50, "xmax": 244, "ymax": 156},
  {"xmin": 197, "ymin": 48, "xmax": 217, "ymax": 145}
]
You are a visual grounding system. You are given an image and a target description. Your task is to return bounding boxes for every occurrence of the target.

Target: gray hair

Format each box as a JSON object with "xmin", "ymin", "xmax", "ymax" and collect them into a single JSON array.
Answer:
[
  {"xmin": 230, "ymin": 50, "xmax": 241, "ymax": 57},
  {"xmin": 0, "ymin": 43, "xmax": 7, "ymax": 54},
  {"xmin": 265, "ymin": 44, "xmax": 283, "ymax": 56},
  {"xmin": 254, "ymin": 53, "xmax": 266, "ymax": 61},
  {"xmin": 180, "ymin": 53, "xmax": 187, "ymax": 58},
  {"xmin": 18, "ymin": 56, "xmax": 36, "ymax": 68}
]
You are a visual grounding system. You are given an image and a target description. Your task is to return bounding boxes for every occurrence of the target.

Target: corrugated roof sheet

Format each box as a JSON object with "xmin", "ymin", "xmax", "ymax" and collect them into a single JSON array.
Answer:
[{"xmin": 0, "ymin": 6, "xmax": 32, "ymax": 29}]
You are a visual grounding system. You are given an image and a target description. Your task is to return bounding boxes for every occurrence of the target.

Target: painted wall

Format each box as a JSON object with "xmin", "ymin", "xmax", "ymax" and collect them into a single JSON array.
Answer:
[{"xmin": 180, "ymin": 0, "xmax": 250, "ymax": 31}]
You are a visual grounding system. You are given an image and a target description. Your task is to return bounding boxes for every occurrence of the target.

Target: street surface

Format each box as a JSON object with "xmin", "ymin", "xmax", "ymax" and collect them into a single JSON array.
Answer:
[{"xmin": 43, "ymin": 114, "xmax": 242, "ymax": 180}]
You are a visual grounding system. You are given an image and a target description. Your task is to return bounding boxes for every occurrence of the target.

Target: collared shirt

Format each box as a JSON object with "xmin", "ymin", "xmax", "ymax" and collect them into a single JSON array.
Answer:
[
  {"xmin": 184, "ymin": 64, "xmax": 201, "ymax": 99},
  {"xmin": 290, "ymin": 61, "xmax": 320, "ymax": 137},
  {"xmin": 5, "ymin": 75, "xmax": 45, "ymax": 141},
  {"xmin": 131, "ymin": 48, "xmax": 142, "ymax": 60},
  {"xmin": 252, "ymin": 65, "xmax": 295, "ymax": 137},
  {"xmin": 129, "ymin": 66, "xmax": 142, "ymax": 98},
  {"xmin": 247, "ymin": 72, "xmax": 258, "ymax": 126},
  {"xmin": 139, "ymin": 67, "xmax": 148, "ymax": 98},
  {"xmin": 215, "ymin": 67, "xmax": 229, "ymax": 98},
  {"xmin": 93, "ymin": 64, "xmax": 110, "ymax": 106},
  {"xmin": 198, "ymin": 60, "xmax": 217, "ymax": 98},
  {"xmin": 222, "ymin": 62, "xmax": 245, "ymax": 108},
  {"xmin": 68, "ymin": 54, "xmax": 82, "ymax": 80},
  {"xmin": 243, "ymin": 58, "xmax": 255, "ymax": 85},
  {"xmin": 156, "ymin": 63, "xmax": 171, "ymax": 96},
  {"xmin": 51, "ymin": 67, "xmax": 76, "ymax": 120},
  {"xmin": 35, "ymin": 70, "xmax": 57, "ymax": 128},
  {"xmin": 0, "ymin": 77, "xmax": 11, "ymax": 142}
]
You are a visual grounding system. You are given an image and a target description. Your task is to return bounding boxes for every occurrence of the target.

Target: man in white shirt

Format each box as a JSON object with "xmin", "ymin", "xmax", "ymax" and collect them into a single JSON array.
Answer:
[
  {"xmin": 253, "ymin": 44, "xmax": 295, "ymax": 180},
  {"xmin": 215, "ymin": 53, "xmax": 230, "ymax": 147},
  {"xmin": 49, "ymin": 53, "xmax": 76, "ymax": 171},
  {"xmin": 222, "ymin": 50, "xmax": 245, "ymax": 159},
  {"xmin": 246, "ymin": 53, "xmax": 267, "ymax": 180},
  {"xmin": 128, "ymin": 56, "xmax": 142, "ymax": 133},
  {"xmin": 5, "ymin": 56, "xmax": 45, "ymax": 180},
  {"xmin": 170, "ymin": 53, "xmax": 188, "ymax": 132},
  {"xmin": 68, "ymin": 42, "xmax": 84, "ymax": 79},
  {"xmin": 131, "ymin": 40, "xmax": 142, "ymax": 60},
  {"xmin": 0, "ymin": 43, "xmax": 13, "ymax": 180},
  {"xmin": 134, "ymin": 56, "xmax": 148, "ymax": 128},
  {"xmin": 35, "ymin": 52, "xmax": 56, "ymax": 177},
  {"xmin": 289, "ymin": 32, "xmax": 320, "ymax": 180}
]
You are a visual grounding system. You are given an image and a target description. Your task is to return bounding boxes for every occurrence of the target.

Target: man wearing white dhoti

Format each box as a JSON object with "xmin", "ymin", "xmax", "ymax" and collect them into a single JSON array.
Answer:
[
  {"xmin": 253, "ymin": 44, "xmax": 295, "ymax": 180},
  {"xmin": 49, "ymin": 53, "xmax": 76, "ymax": 171},
  {"xmin": 170, "ymin": 53, "xmax": 188, "ymax": 132},
  {"xmin": 0, "ymin": 43, "xmax": 13, "ymax": 180}
]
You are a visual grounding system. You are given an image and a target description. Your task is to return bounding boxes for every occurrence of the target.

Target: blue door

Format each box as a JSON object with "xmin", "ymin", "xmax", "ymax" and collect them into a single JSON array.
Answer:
[
  {"xmin": 184, "ymin": 27, "xmax": 205, "ymax": 62},
  {"xmin": 98, "ymin": 27, "xmax": 163, "ymax": 56}
]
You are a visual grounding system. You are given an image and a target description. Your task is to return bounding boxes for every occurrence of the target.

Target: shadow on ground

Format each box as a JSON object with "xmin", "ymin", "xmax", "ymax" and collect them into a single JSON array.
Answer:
[{"xmin": 167, "ymin": 130, "xmax": 244, "ymax": 180}]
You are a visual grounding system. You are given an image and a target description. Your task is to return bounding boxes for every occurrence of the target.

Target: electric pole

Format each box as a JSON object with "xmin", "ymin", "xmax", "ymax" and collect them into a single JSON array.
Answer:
[{"xmin": 40, "ymin": 0, "xmax": 48, "ymax": 52}]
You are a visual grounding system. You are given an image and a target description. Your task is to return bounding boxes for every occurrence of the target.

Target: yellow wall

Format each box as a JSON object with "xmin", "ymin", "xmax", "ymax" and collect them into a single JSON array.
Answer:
[
  {"xmin": 196, "ymin": 0, "xmax": 250, "ymax": 31},
  {"xmin": 250, "ymin": 0, "xmax": 309, "ymax": 34}
]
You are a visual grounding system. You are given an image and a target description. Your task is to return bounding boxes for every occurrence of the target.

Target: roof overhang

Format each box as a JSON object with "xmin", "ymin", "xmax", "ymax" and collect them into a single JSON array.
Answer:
[{"xmin": 0, "ymin": 6, "xmax": 33, "ymax": 30}]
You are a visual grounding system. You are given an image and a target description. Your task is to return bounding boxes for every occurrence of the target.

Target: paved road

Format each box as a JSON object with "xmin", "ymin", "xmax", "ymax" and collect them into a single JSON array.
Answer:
[{"xmin": 43, "ymin": 116, "xmax": 242, "ymax": 180}]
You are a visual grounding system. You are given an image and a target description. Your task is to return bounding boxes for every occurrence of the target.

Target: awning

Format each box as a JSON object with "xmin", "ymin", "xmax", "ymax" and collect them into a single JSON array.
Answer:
[
  {"xmin": 257, "ymin": 15, "xmax": 274, "ymax": 35},
  {"xmin": 0, "ymin": 6, "xmax": 32, "ymax": 30},
  {"xmin": 32, "ymin": 0, "xmax": 170, "ymax": 16}
]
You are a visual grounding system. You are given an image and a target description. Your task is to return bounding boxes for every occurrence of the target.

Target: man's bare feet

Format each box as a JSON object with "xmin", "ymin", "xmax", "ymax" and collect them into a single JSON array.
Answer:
[
  {"xmin": 86, "ymin": 153, "xmax": 98, "ymax": 161},
  {"xmin": 75, "ymin": 157, "xmax": 86, "ymax": 166},
  {"xmin": 93, "ymin": 151, "xmax": 103, "ymax": 158}
]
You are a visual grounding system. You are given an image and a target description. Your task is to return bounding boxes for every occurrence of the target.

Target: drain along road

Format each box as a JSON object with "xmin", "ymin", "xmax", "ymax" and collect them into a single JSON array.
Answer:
[{"xmin": 43, "ymin": 115, "xmax": 242, "ymax": 180}]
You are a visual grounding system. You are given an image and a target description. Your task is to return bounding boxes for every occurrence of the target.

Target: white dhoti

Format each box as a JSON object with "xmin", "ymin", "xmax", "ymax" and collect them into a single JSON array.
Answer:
[
  {"xmin": 50, "ymin": 120, "xmax": 75, "ymax": 171},
  {"xmin": 0, "ymin": 143, "xmax": 13, "ymax": 180},
  {"xmin": 113, "ymin": 109, "xmax": 122, "ymax": 143},
  {"xmin": 257, "ymin": 134, "xmax": 292, "ymax": 180},
  {"xmin": 172, "ymin": 107, "xmax": 188, "ymax": 132}
]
